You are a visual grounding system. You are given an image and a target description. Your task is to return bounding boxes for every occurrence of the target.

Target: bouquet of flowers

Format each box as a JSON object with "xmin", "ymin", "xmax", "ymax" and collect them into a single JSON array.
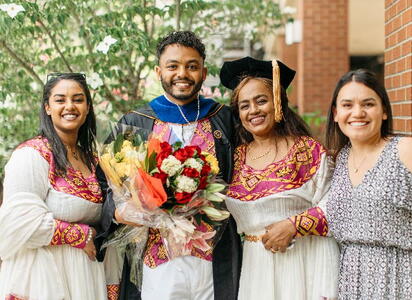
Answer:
[{"xmin": 99, "ymin": 125, "xmax": 230, "ymax": 260}]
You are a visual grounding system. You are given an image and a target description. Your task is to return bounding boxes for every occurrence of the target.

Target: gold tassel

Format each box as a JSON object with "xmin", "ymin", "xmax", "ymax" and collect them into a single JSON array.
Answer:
[{"xmin": 272, "ymin": 60, "xmax": 283, "ymax": 122}]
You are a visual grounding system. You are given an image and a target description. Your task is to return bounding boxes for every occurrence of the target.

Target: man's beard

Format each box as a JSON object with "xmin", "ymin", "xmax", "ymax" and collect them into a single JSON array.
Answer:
[{"xmin": 160, "ymin": 77, "xmax": 203, "ymax": 102}]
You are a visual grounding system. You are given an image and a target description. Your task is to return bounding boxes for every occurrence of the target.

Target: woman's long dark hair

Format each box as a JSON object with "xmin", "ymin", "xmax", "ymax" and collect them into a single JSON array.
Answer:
[
  {"xmin": 325, "ymin": 69, "xmax": 393, "ymax": 158},
  {"xmin": 40, "ymin": 73, "xmax": 97, "ymax": 174},
  {"xmin": 231, "ymin": 76, "xmax": 311, "ymax": 145}
]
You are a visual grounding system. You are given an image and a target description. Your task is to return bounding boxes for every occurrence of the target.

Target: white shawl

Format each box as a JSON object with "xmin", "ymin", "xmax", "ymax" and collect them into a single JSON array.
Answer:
[{"xmin": 0, "ymin": 148, "xmax": 65, "ymax": 300}]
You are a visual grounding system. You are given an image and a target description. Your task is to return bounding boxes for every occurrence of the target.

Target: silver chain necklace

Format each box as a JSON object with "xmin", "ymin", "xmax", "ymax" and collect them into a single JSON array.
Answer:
[
  {"xmin": 164, "ymin": 95, "xmax": 200, "ymax": 144},
  {"xmin": 164, "ymin": 94, "xmax": 200, "ymax": 124}
]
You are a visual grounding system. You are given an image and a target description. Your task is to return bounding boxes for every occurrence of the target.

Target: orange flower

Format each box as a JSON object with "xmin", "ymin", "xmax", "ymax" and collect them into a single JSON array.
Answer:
[
  {"xmin": 147, "ymin": 138, "xmax": 162, "ymax": 156},
  {"xmin": 135, "ymin": 168, "xmax": 167, "ymax": 210}
]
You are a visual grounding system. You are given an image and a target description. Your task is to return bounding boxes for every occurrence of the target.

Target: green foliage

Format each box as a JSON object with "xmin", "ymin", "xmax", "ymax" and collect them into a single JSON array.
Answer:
[{"xmin": 0, "ymin": 0, "xmax": 285, "ymax": 177}]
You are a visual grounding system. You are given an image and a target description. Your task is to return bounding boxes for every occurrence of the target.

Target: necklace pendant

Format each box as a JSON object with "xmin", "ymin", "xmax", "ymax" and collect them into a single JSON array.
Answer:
[
  {"xmin": 72, "ymin": 151, "xmax": 79, "ymax": 160},
  {"xmin": 354, "ymin": 168, "xmax": 358, "ymax": 173}
]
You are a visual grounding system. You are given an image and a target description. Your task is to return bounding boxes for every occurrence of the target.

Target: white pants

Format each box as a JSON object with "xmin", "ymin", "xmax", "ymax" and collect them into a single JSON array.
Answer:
[{"xmin": 141, "ymin": 256, "xmax": 214, "ymax": 300}]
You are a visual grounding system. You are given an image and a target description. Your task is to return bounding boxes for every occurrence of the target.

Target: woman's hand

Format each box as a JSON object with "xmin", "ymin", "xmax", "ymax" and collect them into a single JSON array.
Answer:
[
  {"xmin": 261, "ymin": 219, "xmax": 296, "ymax": 253},
  {"xmin": 82, "ymin": 227, "xmax": 97, "ymax": 261},
  {"xmin": 114, "ymin": 208, "xmax": 143, "ymax": 227}
]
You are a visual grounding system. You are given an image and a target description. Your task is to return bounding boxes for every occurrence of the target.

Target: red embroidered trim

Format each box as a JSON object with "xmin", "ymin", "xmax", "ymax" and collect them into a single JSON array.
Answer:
[
  {"xmin": 228, "ymin": 136, "xmax": 326, "ymax": 201},
  {"xmin": 107, "ymin": 284, "xmax": 120, "ymax": 300},
  {"xmin": 289, "ymin": 206, "xmax": 328, "ymax": 237},
  {"xmin": 50, "ymin": 220, "xmax": 89, "ymax": 248}
]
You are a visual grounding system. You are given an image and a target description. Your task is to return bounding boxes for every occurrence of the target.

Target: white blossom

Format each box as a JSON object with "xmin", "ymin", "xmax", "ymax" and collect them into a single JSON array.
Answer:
[
  {"xmin": 96, "ymin": 35, "xmax": 118, "ymax": 54},
  {"xmin": 0, "ymin": 3, "xmax": 25, "ymax": 18},
  {"xmin": 0, "ymin": 94, "xmax": 17, "ymax": 109},
  {"xmin": 14, "ymin": 114, "xmax": 23, "ymax": 121},
  {"xmin": 30, "ymin": 81, "xmax": 40, "ymax": 91},
  {"xmin": 184, "ymin": 158, "xmax": 203, "ymax": 172},
  {"xmin": 175, "ymin": 175, "xmax": 198, "ymax": 193},
  {"xmin": 160, "ymin": 155, "xmax": 182, "ymax": 176},
  {"xmin": 95, "ymin": 8, "xmax": 107, "ymax": 16},
  {"xmin": 283, "ymin": 6, "xmax": 297, "ymax": 15},
  {"xmin": 88, "ymin": 72, "xmax": 104, "ymax": 89}
]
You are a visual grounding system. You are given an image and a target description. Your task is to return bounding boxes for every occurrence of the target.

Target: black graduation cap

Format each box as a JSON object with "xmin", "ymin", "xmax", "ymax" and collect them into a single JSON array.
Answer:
[
  {"xmin": 219, "ymin": 56, "xmax": 296, "ymax": 90},
  {"xmin": 219, "ymin": 56, "xmax": 296, "ymax": 122}
]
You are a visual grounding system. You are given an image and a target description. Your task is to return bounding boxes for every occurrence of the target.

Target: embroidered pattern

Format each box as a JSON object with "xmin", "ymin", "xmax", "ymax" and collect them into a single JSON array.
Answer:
[
  {"xmin": 227, "ymin": 136, "xmax": 326, "ymax": 201},
  {"xmin": 144, "ymin": 120, "xmax": 216, "ymax": 268},
  {"xmin": 289, "ymin": 206, "xmax": 328, "ymax": 237},
  {"xmin": 152, "ymin": 119, "xmax": 216, "ymax": 155},
  {"xmin": 17, "ymin": 137, "xmax": 103, "ymax": 204},
  {"xmin": 107, "ymin": 284, "xmax": 120, "ymax": 300},
  {"xmin": 50, "ymin": 220, "xmax": 89, "ymax": 248}
]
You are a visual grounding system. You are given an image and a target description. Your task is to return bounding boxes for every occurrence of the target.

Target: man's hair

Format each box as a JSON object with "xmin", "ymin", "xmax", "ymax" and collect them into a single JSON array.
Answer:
[{"xmin": 156, "ymin": 31, "xmax": 206, "ymax": 61}]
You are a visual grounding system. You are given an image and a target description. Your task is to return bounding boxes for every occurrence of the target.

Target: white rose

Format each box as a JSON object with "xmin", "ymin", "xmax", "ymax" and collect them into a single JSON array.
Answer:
[
  {"xmin": 184, "ymin": 158, "xmax": 203, "ymax": 172},
  {"xmin": 160, "ymin": 155, "xmax": 182, "ymax": 176},
  {"xmin": 175, "ymin": 175, "xmax": 198, "ymax": 193}
]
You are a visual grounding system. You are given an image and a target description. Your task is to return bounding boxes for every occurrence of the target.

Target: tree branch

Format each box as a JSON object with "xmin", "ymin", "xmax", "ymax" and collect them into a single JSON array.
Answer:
[
  {"xmin": 66, "ymin": 2, "xmax": 116, "ymax": 102},
  {"xmin": 142, "ymin": 0, "xmax": 148, "ymax": 33},
  {"xmin": 175, "ymin": 0, "xmax": 181, "ymax": 30},
  {"xmin": 0, "ymin": 39, "xmax": 44, "ymax": 87},
  {"xmin": 37, "ymin": 19, "xmax": 73, "ymax": 72}
]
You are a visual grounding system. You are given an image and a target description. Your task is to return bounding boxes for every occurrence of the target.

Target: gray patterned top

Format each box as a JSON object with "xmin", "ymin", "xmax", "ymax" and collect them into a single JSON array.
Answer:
[{"xmin": 327, "ymin": 136, "xmax": 412, "ymax": 299}]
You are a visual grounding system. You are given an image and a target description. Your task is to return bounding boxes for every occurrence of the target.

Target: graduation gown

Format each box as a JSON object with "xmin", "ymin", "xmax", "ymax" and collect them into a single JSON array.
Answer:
[{"xmin": 96, "ymin": 96, "xmax": 242, "ymax": 300}]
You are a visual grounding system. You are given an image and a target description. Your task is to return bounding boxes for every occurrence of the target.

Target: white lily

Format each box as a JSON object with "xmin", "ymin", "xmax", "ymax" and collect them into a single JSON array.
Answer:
[
  {"xmin": 201, "ymin": 206, "xmax": 230, "ymax": 221},
  {"xmin": 206, "ymin": 192, "xmax": 226, "ymax": 202}
]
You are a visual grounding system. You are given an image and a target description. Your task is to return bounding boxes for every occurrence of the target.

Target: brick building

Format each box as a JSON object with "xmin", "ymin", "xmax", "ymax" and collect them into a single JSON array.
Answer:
[
  {"xmin": 268, "ymin": 0, "xmax": 411, "ymax": 135},
  {"xmin": 385, "ymin": 0, "xmax": 412, "ymax": 135}
]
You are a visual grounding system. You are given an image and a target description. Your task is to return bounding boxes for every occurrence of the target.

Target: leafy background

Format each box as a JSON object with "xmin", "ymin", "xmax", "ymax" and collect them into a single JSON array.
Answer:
[{"xmin": 0, "ymin": 0, "xmax": 293, "ymax": 179}]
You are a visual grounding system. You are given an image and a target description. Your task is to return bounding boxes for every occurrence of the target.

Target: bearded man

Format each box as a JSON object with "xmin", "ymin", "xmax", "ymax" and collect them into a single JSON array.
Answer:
[{"xmin": 98, "ymin": 31, "xmax": 241, "ymax": 300}]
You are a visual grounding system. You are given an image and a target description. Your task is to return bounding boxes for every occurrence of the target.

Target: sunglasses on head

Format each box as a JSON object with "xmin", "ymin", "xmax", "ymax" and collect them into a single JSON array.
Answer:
[{"xmin": 46, "ymin": 72, "xmax": 86, "ymax": 83}]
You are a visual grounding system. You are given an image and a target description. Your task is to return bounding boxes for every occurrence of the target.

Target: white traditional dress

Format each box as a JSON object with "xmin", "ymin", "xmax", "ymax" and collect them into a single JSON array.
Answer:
[
  {"xmin": 0, "ymin": 137, "xmax": 113, "ymax": 300},
  {"xmin": 226, "ymin": 136, "xmax": 340, "ymax": 300}
]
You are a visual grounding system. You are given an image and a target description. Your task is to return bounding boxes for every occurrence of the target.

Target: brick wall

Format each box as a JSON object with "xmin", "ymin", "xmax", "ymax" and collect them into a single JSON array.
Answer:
[
  {"xmin": 297, "ymin": 0, "xmax": 349, "ymax": 116},
  {"xmin": 385, "ymin": 0, "xmax": 412, "ymax": 135},
  {"xmin": 275, "ymin": 35, "xmax": 299, "ymax": 108}
]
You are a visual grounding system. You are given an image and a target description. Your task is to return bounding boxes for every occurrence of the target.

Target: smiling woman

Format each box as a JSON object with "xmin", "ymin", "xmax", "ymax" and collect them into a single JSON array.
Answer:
[
  {"xmin": 219, "ymin": 57, "xmax": 340, "ymax": 300},
  {"xmin": 326, "ymin": 69, "xmax": 412, "ymax": 299},
  {"xmin": 0, "ymin": 73, "xmax": 115, "ymax": 300}
]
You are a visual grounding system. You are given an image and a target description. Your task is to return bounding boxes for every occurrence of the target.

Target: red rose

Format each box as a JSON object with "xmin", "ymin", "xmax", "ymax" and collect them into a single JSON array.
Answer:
[
  {"xmin": 198, "ymin": 176, "xmax": 208, "ymax": 189},
  {"xmin": 160, "ymin": 142, "xmax": 172, "ymax": 155},
  {"xmin": 184, "ymin": 145, "xmax": 201, "ymax": 157},
  {"xmin": 175, "ymin": 192, "xmax": 193, "ymax": 204},
  {"xmin": 174, "ymin": 148, "xmax": 189, "ymax": 162},
  {"xmin": 182, "ymin": 167, "xmax": 200, "ymax": 178},
  {"xmin": 153, "ymin": 171, "xmax": 168, "ymax": 184},
  {"xmin": 198, "ymin": 153, "xmax": 207, "ymax": 162},
  {"xmin": 201, "ymin": 163, "xmax": 211, "ymax": 176}
]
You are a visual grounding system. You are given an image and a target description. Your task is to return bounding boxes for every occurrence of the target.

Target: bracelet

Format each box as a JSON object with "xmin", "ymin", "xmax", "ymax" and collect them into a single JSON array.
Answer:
[{"xmin": 86, "ymin": 227, "xmax": 93, "ymax": 245}]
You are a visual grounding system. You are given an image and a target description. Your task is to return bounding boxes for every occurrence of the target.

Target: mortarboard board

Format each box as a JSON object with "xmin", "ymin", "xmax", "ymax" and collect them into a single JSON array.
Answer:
[{"xmin": 219, "ymin": 56, "xmax": 296, "ymax": 122}]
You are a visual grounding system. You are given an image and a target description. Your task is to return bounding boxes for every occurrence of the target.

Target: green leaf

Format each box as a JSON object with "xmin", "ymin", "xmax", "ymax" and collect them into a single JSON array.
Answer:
[{"xmin": 113, "ymin": 133, "xmax": 124, "ymax": 154}]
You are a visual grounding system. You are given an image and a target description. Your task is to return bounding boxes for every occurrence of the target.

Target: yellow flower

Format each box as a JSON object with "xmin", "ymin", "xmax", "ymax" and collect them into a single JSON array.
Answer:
[
  {"xmin": 114, "ymin": 152, "xmax": 125, "ymax": 163},
  {"xmin": 202, "ymin": 152, "xmax": 220, "ymax": 175},
  {"xmin": 121, "ymin": 140, "xmax": 134, "ymax": 153},
  {"xmin": 114, "ymin": 161, "xmax": 133, "ymax": 178},
  {"xmin": 99, "ymin": 153, "xmax": 121, "ymax": 187}
]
